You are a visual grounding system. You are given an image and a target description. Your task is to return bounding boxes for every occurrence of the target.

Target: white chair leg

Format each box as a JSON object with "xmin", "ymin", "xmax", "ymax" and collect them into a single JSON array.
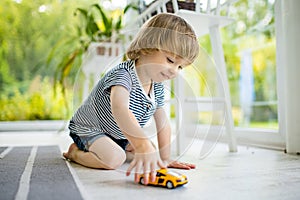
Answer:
[
  {"xmin": 209, "ymin": 25, "xmax": 237, "ymax": 152},
  {"xmin": 175, "ymin": 73, "xmax": 185, "ymax": 155}
]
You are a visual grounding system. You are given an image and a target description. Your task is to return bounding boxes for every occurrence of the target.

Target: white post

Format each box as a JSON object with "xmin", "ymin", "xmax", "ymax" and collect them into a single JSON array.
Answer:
[
  {"xmin": 195, "ymin": 0, "xmax": 201, "ymax": 13},
  {"xmin": 209, "ymin": 25, "xmax": 237, "ymax": 152},
  {"xmin": 175, "ymin": 73, "xmax": 185, "ymax": 155},
  {"xmin": 275, "ymin": 0, "xmax": 300, "ymax": 154},
  {"xmin": 172, "ymin": 0, "xmax": 179, "ymax": 13}
]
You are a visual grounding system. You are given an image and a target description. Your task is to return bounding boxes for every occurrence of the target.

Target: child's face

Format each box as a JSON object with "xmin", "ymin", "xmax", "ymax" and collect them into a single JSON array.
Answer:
[{"xmin": 139, "ymin": 50, "xmax": 188, "ymax": 83}]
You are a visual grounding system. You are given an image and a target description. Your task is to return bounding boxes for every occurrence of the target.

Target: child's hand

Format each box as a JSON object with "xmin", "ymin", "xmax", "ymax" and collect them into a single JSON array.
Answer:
[
  {"xmin": 126, "ymin": 142, "xmax": 166, "ymax": 185},
  {"xmin": 164, "ymin": 160, "xmax": 196, "ymax": 170}
]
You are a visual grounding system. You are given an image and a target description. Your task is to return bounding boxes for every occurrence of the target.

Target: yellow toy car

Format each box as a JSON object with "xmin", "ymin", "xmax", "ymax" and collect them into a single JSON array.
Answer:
[{"xmin": 139, "ymin": 169, "xmax": 188, "ymax": 189}]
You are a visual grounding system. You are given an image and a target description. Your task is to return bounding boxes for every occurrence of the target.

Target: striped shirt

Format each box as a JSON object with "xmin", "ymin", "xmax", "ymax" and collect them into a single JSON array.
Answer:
[{"xmin": 69, "ymin": 60, "xmax": 165, "ymax": 140}]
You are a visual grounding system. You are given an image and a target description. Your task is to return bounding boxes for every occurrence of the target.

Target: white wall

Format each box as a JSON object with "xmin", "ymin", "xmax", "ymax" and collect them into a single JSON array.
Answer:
[{"xmin": 275, "ymin": 0, "xmax": 300, "ymax": 153}]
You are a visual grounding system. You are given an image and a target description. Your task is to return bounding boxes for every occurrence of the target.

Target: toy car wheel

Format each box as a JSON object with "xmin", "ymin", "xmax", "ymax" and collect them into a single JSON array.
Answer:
[
  {"xmin": 139, "ymin": 177, "xmax": 145, "ymax": 185},
  {"xmin": 166, "ymin": 181, "xmax": 174, "ymax": 189}
]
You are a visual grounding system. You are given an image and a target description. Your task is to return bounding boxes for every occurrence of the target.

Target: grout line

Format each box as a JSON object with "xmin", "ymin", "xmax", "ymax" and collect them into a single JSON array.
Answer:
[
  {"xmin": 59, "ymin": 145, "xmax": 91, "ymax": 200},
  {"xmin": 15, "ymin": 146, "xmax": 38, "ymax": 200},
  {"xmin": 0, "ymin": 146, "xmax": 14, "ymax": 159},
  {"xmin": 65, "ymin": 160, "xmax": 92, "ymax": 200}
]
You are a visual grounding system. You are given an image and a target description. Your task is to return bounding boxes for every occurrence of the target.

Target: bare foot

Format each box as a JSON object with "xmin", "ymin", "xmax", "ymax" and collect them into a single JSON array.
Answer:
[{"xmin": 63, "ymin": 143, "xmax": 79, "ymax": 161}]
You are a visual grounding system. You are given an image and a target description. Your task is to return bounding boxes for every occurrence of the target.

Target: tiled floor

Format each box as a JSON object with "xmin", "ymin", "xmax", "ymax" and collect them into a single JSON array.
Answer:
[{"xmin": 1, "ymin": 129, "xmax": 300, "ymax": 200}]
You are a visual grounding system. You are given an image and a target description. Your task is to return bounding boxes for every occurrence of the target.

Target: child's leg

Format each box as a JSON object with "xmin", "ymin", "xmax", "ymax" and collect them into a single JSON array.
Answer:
[
  {"xmin": 63, "ymin": 136, "xmax": 126, "ymax": 169},
  {"xmin": 125, "ymin": 143, "xmax": 135, "ymax": 162}
]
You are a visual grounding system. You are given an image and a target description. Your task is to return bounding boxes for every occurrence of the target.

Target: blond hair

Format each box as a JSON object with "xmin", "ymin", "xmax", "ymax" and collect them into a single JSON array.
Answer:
[{"xmin": 126, "ymin": 13, "xmax": 199, "ymax": 65}]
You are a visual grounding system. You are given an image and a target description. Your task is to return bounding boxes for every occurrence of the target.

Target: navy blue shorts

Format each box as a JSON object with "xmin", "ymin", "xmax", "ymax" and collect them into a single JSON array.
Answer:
[{"xmin": 70, "ymin": 133, "xmax": 129, "ymax": 152}]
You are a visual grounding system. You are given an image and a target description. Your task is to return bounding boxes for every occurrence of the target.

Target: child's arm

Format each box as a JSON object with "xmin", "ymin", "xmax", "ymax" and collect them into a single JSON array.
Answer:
[
  {"xmin": 153, "ymin": 108, "xmax": 171, "ymax": 161},
  {"xmin": 110, "ymin": 85, "xmax": 166, "ymax": 184},
  {"xmin": 154, "ymin": 108, "xmax": 196, "ymax": 169}
]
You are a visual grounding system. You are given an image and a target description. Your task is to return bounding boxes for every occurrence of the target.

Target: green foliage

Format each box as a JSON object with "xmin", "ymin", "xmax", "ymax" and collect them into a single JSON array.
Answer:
[
  {"xmin": 74, "ymin": 3, "xmax": 135, "ymax": 42},
  {"xmin": 0, "ymin": 76, "xmax": 72, "ymax": 121},
  {"xmin": 0, "ymin": 0, "xmax": 277, "ymax": 126},
  {"xmin": 0, "ymin": 49, "xmax": 14, "ymax": 92},
  {"xmin": 0, "ymin": 0, "xmax": 92, "ymax": 92},
  {"xmin": 47, "ymin": 2, "xmax": 137, "ymax": 89},
  {"xmin": 227, "ymin": 0, "xmax": 275, "ymax": 38},
  {"xmin": 196, "ymin": 0, "xmax": 276, "ymax": 126},
  {"xmin": 0, "ymin": 0, "xmax": 137, "ymax": 121}
]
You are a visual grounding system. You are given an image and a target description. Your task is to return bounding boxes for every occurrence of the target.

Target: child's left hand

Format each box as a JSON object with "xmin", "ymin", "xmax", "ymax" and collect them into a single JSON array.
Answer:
[{"xmin": 164, "ymin": 160, "xmax": 196, "ymax": 170}]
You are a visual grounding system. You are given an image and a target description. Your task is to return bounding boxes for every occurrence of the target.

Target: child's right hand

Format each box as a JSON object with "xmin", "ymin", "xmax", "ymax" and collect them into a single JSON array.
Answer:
[{"xmin": 126, "ymin": 142, "xmax": 166, "ymax": 185}]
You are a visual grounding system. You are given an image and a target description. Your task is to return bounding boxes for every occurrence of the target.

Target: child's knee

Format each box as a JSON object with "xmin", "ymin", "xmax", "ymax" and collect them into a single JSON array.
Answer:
[
  {"xmin": 88, "ymin": 137, "xmax": 127, "ymax": 169},
  {"xmin": 105, "ymin": 151, "xmax": 126, "ymax": 169}
]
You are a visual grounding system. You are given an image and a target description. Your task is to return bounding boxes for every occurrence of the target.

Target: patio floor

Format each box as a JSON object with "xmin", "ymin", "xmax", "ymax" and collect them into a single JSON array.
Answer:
[{"xmin": 1, "ymin": 121, "xmax": 300, "ymax": 200}]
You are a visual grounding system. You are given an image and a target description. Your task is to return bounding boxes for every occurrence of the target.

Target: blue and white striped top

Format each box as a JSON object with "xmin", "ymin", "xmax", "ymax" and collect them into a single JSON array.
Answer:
[{"xmin": 69, "ymin": 60, "xmax": 165, "ymax": 140}]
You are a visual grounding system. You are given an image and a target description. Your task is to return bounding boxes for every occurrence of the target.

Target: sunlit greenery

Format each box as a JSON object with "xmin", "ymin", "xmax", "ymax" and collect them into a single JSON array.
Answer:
[
  {"xmin": 0, "ymin": 0, "xmax": 277, "ymax": 129},
  {"xmin": 196, "ymin": 0, "xmax": 277, "ymax": 128},
  {"xmin": 46, "ymin": 2, "xmax": 136, "ymax": 91},
  {"xmin": 0, "ymin": 76, "xmax": 72, "ymax": 120},
  {"xmin": 0, "ymin": 0, "xmax": 98, "ymax": 120}
]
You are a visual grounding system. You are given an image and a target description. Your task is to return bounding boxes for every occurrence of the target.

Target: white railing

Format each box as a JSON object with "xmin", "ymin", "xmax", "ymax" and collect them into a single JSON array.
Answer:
[
  {"xmin": 81, "ymin": 42, "xmax": 123, "ymax": 101},
  {"xmin": 132, "ymin": 0, "xmax": 239, "ymax": 26}
]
